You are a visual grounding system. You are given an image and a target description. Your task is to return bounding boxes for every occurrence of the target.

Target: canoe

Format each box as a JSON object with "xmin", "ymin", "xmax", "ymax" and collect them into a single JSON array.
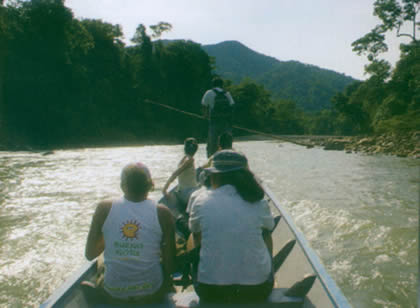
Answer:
[{"xmin": 40, "ymin": 183, "xmax": 351, "ymax": 308}]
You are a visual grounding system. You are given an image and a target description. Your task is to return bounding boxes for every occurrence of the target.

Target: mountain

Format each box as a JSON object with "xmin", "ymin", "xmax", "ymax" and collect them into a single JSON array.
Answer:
[{"xmin": 201, "ymin": 41, "xmax": 357, "ymax": 112}]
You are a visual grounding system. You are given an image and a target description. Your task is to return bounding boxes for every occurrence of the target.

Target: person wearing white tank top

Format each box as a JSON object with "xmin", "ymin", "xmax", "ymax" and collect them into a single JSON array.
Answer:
[
  {"xmin": 163, "ymin": 138, "xmax": 199, "ymax": 211},
  {"xmin": 85, "ymin": 162, "xmax": 175, "ymax": 303}
]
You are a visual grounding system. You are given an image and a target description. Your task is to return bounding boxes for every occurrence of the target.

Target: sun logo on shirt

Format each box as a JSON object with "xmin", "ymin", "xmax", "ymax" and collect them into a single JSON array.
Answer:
[{"xmin": 121, "ymin": 220, "xmax": 141, "ymax": 240}]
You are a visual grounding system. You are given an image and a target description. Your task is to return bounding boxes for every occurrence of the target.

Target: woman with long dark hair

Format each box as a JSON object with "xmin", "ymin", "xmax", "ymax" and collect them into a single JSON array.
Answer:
[{"xmin": 188, "ymin": 150, "xmax": 274, "ymax": 303}]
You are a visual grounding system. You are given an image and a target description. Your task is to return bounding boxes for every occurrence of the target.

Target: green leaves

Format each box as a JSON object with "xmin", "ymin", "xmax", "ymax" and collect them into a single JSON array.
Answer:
[
  {"xmin": 352, "ymin": 25, "xmax": 388, "ymax": 58},
  {"xmin": 150, "ymin": 22, "xmax": 172, "ymax": 39},
  {"xmin": 352, "ymin": 0, "xmax": 419, "ymax": 78},
  {"xmin": 373, "ymin": 0, "xmax": 403, "ymax": 30},
  {"xmin": 364, "ymin": 59, "xmax": 392, "ymax": 80}
]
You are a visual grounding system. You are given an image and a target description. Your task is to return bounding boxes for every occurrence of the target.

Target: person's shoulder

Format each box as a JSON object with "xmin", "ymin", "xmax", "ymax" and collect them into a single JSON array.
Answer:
[
  {"xmin": 157, "ymin": 203, "xmax": 174, "ymax": 220},
  {"xmin": 190, "ymin": 188, "xmax": 211, "ymax": 209},
  {"xmin": 97, "ymin": 200, "xmax": 112, "ymax": 213},
  {"xmin": 256, "ymin": 199, "xmax": 272, "ymax": 213},
  {"xmin": 191, "ymin": 187, "xmax": 207, "ymax": 199},
  {"xmin": 203, "ymin": 89, "xmax": 215, "ymax": 95},
  {"xmin": 225, "ymin": 91, "xmax": 235, "ymax": 104},
  {"xmin": 92, "ymin": 200, "xmax": 113, "ymax": 225}
]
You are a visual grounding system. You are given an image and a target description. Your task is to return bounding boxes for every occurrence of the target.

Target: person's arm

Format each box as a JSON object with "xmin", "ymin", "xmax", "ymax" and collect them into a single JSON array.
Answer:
[
  {"xmin": 200, "ymin": 157, "xmax": 212, "ymax": 169},
  {"xmin": 260, "ymin": 199, "xmax": 274, "ymax": 256},
  {"xmin": 85, "ymin": 201, "xmax": 111, "ymax": 261},
  {"xmin": 162, "ymin": 157, "xmax": 194, "ymax": 195},
  {"xmin": 192, "ymin": 232, "xmax": 202, "ymax": 248},
  {"xmin": 202, "ymin": 105, "xmax": 209, "ymax": 119},
  {"xmin": 262, "ymin": 230, "xmax": 273, "ymax": 256},
  {"xmin": 226, "ymin": 91, "xmax": 235, "ymax": 105},
  {"xmin": 157, "ymin": 204, "xmax": 176, "ymax": 287},
  {"xmin": 201, "ymin": 90, "xmax": 213, "ymax": 119}
]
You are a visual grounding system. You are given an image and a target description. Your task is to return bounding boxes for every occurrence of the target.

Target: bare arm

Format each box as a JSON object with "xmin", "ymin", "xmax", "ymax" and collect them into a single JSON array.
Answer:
[
  {"xmin": 202, "ymin": 105, "xmax": 209, "ymax": 119},
  {"xmin": 201, "ymin": 90, "xmax": 212, "ymax": 119},
  {"xmin": 85, "ymin": 201, "xmax": 111, "ymax": 261},
  {"xmin": 162, "ymin": 157, "xmax": 194, "ymax": 195},
  {"xmin": 262, "ymin": 230, "xmax": 273, "ymax": 256},
  {"xmin": 157, "ymin": 204, "xmax": 176, "ymax": 282},
  {"xmin": 192, "ymin": 232, "xmax": 202, "ymax": 248},
  {"xmin": 200, "ymin": 156, "xmax": 212, "ymax": 169}
]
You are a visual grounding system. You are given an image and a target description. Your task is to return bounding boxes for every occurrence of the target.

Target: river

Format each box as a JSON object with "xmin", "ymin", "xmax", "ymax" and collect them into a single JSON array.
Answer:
[{"xmin": 0, "ymin": 140, "xmax": 418, "ymax": 307}]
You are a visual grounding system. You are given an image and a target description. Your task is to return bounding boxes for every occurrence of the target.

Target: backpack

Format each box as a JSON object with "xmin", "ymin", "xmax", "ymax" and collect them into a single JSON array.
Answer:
[{"xmin": 210, "ymin": 88, "xmax": 233, "ymax": 120}]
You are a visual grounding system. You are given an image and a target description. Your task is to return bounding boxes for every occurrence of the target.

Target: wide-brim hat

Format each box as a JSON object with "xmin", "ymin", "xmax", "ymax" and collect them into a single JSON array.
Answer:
[{"xmin": 205, "ymin": 150, "xmax": 248, "ymax": 173}]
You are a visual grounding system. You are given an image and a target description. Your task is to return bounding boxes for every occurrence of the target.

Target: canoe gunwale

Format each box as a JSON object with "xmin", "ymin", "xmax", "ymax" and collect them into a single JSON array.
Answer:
[
  {"xmin": 40, "ymin": 260, "xmax": 96, "ymax": 308},
  {"xmin": 40, "ymin": 184, "xmax": 352, "ymax": 308},
  {"xmin": 262, "ymin": 184, "xmax": 351, "ymax": 308}
]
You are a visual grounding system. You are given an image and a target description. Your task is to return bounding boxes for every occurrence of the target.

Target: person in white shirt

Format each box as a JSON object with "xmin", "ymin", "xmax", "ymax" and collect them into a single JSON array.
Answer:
[
  {"xmin": 84, "ymin": 162, "xmax": 175, "ymax": 304},
  {"xmin": 188, "ymin": 150, "xmax": 274, "ymax": 303},
  {"xmin": 201, "ymin": 77, "xmax": 235, "ymax": 158}
]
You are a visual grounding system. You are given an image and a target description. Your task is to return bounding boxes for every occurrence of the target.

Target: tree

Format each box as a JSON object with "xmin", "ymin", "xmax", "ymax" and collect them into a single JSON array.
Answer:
[
  {"xmin": 0, "ymin": 2, "xmax": 7, "ymax": 131},
  {"xmin": 229, "ymin": 79, "xmax": 271, "ymax": 131},
  {"xmin": 149, "ymin": 22, "xmax": 172, "ymax": 39},
  {"xmin": 331, "ymin": 81, "xmax": 372, "ymax": 134},
  {"xmin": 352, "ymin": 0, "xmax": 419, "ymax": 78}
]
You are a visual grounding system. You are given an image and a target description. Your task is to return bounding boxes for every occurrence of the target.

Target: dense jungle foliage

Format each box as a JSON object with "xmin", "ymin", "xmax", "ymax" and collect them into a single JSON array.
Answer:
[
  {"xmin": 331, "ymin": 0, "xmax": 419, "ymax": 135},
  {"xmin": 0, "ymin": 0, "xmax": 418, "ymax": 149}
]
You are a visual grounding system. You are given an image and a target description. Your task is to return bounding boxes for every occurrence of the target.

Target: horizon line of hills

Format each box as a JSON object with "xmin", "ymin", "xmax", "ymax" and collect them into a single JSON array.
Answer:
[{"xmin": 161, "ymin": 39, "xmax": 357, "ymax": 112}]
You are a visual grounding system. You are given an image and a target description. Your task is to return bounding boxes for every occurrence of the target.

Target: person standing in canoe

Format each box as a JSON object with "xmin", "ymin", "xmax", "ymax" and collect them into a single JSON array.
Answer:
[
  {"xmin": 85, "ymin": 162, "xmax": 175, "ymax": 303},
  {"xmin": 201, "ymin": 77, "xmax": 235, "ymax": 158},
  {"xmin": 188, "ymin": 150, "xmax": 275, "ymax": 303}
]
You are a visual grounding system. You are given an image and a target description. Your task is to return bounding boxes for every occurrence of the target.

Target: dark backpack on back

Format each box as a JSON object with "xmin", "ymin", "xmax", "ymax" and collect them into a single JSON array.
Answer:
[{"xmin": 210, "ymin": 88, "xmax": 233, "ymax": 120}]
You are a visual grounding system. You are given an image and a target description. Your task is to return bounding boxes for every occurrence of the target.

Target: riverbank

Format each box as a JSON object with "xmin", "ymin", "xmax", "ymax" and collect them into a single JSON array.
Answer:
[
  {"xmin": 0, "ymin": 132, "xmax": 188, "ymax": 152},
  {"xmin": 1, "ymin": 131, "xmax": 419, "ymax": 158},
  {"xmin": 287, "ymin": 132, "xmax": 420, "ymax": 158}
]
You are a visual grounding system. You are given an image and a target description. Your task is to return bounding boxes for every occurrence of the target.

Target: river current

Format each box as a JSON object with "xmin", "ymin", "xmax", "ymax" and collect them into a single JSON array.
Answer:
[{"xmin": 0, "ymin": 140, "xmax": 418, "ymax": 307}]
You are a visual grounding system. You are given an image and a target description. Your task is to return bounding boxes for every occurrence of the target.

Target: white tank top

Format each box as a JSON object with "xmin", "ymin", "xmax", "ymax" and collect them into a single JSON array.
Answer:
[
  {"xmin": 102, "ymin": 198, "xmax": 163, "ymax": 299},
  {"xmin": 177, "ymin": 156, "xmax": 197, "ymax": 191}
]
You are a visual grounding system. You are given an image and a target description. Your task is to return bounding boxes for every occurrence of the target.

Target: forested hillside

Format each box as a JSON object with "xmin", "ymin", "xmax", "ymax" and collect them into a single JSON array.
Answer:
[
  {"xmin": 202, "ymin": 41, "xmax": 356, "ymax": 111},
  {"xmin": 202, "ymin": 41, "xmax": 280, "ymax": 82},
  {"xmin": 0, "ymin": 1, "xmax": 212, "ymax": 148},
  {"xmin": 0, "ymin": 0, "xmax": 311, "ymax": 149},
  {"xmin": 0, "ymin": 0, "xmax": 417, "ymax": 151}
]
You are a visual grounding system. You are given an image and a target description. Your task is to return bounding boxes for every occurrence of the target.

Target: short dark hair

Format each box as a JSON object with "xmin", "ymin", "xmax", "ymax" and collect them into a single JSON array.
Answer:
[
  {"xmin": 212, "ymin": 77, "xmax": 223, "ymax": 88},
  {"xmin": 184, "ymin": 137, "xmax": 198, "ymax": 156},
  {"xmin": 121, "ymin": 164, "xmax": 153, "ymax": 196},
  {"xmin": 218, "ymin": 132, "xmax": 233, "ymax": 150}
]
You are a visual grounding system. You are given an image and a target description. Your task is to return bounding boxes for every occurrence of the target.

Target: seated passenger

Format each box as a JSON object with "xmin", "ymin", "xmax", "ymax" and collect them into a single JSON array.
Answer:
[
  {"xmin": 188, "ymin": 150, "xmax": 275, "ymax": 303},
  {"xmin": 216, "ymin": 131, "xmax": 233, "ymax": 151},
  {"xmin": 84, "ymin": 162, "xmax": 175, "ymax": 303},
  {"xmin": 163, "ymin": 137, "xmax": 199, "ymax": 212},
  {"xmin": 200, "ymin": 132, "xmax": 233, "ymax": 170}
]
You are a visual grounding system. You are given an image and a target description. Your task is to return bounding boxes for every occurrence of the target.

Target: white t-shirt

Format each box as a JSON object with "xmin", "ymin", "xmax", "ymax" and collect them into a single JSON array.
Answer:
[
  {"xmin": 102, "ymin": 198, "xmax": 163, "ymax": 299},
  {"xmin": 201, "ymin": 87, "xmax": 235, "ymax": 110},
  {"xmin": 188, "ymin": 185, "xmax": 274, "ymax": 285},
  {"xmin": 186, "ymin": 186, "xmax": 208, "ymax": 214}
]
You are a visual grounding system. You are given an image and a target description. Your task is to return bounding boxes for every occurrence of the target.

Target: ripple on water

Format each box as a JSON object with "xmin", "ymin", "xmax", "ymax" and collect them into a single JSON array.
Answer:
[{"xmin": 0, "ymin": 142, "xmax": 418, "ymax": 307}]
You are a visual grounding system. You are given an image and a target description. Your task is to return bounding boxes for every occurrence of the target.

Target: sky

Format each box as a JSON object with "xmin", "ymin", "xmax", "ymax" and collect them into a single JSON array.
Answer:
[{"xmin": 64, "ymin": 0, "xmax": 411, "ymax": 80}]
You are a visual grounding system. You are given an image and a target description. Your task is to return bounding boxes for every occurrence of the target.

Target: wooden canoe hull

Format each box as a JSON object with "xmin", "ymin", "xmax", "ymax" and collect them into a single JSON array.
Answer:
[{"xmin": 40, "ymin": 185, "xmax": 350, "ymax": 308}]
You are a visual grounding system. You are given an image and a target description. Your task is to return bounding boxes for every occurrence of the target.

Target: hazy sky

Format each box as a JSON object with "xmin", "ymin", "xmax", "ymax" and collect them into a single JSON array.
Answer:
[{"xmin": 65, "ymin": 0, "xmax": 410, "ymax": 80}]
